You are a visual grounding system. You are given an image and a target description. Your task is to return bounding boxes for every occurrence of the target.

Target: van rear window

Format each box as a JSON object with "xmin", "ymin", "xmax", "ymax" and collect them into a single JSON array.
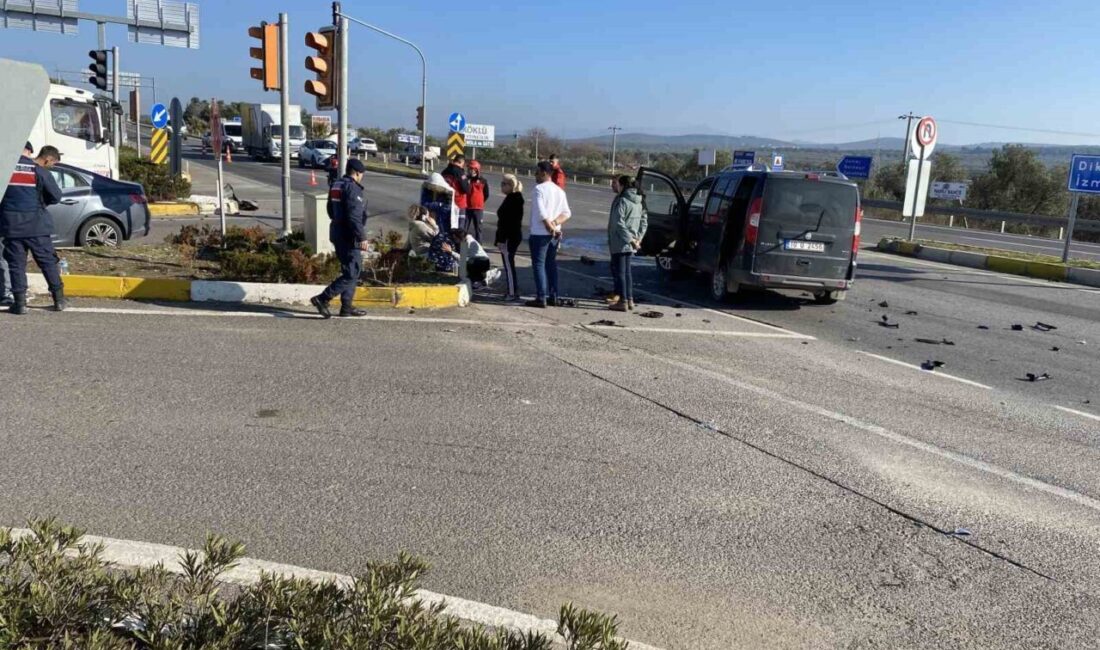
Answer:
[{"xmin": 762, "ymin": 179, "xmax": 858, "ymax": 229}]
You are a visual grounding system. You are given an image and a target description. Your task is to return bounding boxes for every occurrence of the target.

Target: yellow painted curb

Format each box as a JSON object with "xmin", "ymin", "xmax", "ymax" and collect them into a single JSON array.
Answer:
[
  {"xmin": 395, "ymin": 285, "xmax": 461, "ymax": 309},
  {"xmin": 149, "ymin": 202, "xmax": 200, "ymax": 217},
  {"xmin": 985, "ymin": 256, "xmax": 1069, "ymax": 282},
  {"xmin": 350, "ymin": 286, "xmax": 398, "ymax": 306},
  {"xmin": 64, "ymin": 275, "xmax": 192, "ymax": 301}
]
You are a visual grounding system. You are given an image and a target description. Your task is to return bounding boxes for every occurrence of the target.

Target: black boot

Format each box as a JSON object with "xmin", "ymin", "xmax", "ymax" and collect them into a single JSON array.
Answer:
[
  {"xmin": 338, "ymin": 305, "xmax": 368, "ymax": 317},
  {"xmin": 51, "ymin": 288, "xmax": 68, "ymax": 312},
  {"xmin": 310, "ymin": 295, "xmax": 332, "ymax": 319},
  {"xmin": 10, "ymin": 293, "xmax": 27, "ymax": 315}
]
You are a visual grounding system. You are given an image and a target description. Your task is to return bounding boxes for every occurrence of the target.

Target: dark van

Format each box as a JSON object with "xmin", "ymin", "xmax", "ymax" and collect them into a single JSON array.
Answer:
[{"xmin": 636, "ymin": 166, "xmax": 863, "ymax": 304}]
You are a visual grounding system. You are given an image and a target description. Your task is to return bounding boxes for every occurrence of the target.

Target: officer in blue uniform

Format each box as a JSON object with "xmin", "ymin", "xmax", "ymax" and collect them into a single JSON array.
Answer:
[
  {"xmin": 0, "ymin": 141, "xmax": 34, "ymax": 306},
  {"xmin": 311, "ymin": 158, "xmax": 369, "ymax": 319},
  {"xmin": 1, "ymin": 145, "xmax": 66, "ymax": 315}
]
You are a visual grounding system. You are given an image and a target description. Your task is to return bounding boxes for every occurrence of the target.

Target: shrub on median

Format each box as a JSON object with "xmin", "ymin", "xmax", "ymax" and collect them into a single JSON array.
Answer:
[
  {"xmin": 120, "ymin": 147, "xmax": 192, "ymax": 202},
  {"xmin": 0, "ymin": 519, "xmax": 630, "ymax": 649}
]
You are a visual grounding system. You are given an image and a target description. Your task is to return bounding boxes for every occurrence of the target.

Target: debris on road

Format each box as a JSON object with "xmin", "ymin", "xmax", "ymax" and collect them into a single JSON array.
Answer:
[
  {"xmin": 1011, "ymin": 324, "xmax": 1024, "ymax": 331},
  {"xmin": 1025, "ymin": 373, "xmax": 1052, "ymax": 382},
  {"xmin": 977, "ymin": 325, "xmax": 990, "ymax": 330},
  {"xmin": 580, "ymin": 256, "xmax": 596, "ymax": 266},
  {"xmin": 443, "ymin": 329, "xmax": 457, "ymax": 333},
  {"xmin": 590, "ymin": 319, "xmax": 622, "ymax": 327},
  {"xmin": 921, "ymin": 360, "xmax": 946, "ymax": 371},
  {"xmin": 673, "ymin": 303, "xmax": 684, "ymax": 309},
  {"xmin": 702, "ymin": 319, "xmax": 711, "ymax": 324},
  {"xmin": 879, "ymin": 315, "xmax": 900, "ymax": 329},
  {"xmin": 1033, "ymin": 322, "xmax": 1058, "ymax": 332},
  {"xmin": 696, "ymin": 421, "xmax": 719, "ymax": 433},
  {"xmin": 878, "ymin": 301, "xmax": 890, "ymax": 308},
  {"xmin": 915, "ymin": 338, "xmax": 956, "ymax": 346},
  {"xmin": 675, "ymin": 313, "xmax": 682, "ymax": 318},
  {"xmin": 951, "ymin": 527, "xmax": 973, "ymax": 537},
  {"xmin": 905, "ymin": 310, "xmax": 919, "ymax": 316},
  {"xmin": 638, "ymin": 311, "xmax": 664, "ymax": 319},
  {"xmin": 558, "ymin": 298, "xmax": 577, "ymax": 307},
  {"xmin": 1051, "ymin": 347, "xmax": 1061, "ymax": 352}
]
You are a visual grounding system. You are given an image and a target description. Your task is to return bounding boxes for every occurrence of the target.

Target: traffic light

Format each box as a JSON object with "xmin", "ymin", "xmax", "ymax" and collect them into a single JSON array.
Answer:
[
  {"xmin": 304, "ymin": 27, "xmax": 337, "ymax": 111},
  {"xmin": 248, "ymin": 22, "xmax": 279, "ymax": 91},
  {"xmin": 416, "ymin": 106, "xmax": 424, "ymax": 131},
  {"xmin": 88, "ymin": 50, "xmax": 109, "ymax": 91}
]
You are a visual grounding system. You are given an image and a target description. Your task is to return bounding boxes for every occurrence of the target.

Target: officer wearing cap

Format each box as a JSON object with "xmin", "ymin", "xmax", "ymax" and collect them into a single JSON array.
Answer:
[
  {"xmin": 311, "ymin": 158, "xmax": 370, "ymax": 319},
  {"xmin": 1, "ymin": 144, "xmax": 66, "ymax": 315}
]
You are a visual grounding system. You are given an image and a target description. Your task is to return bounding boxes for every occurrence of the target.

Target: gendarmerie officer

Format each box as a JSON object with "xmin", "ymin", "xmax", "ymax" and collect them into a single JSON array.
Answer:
[
  {"xmin": 0, "ymin": 145, "xmax": 66, "ymax": 315},
  {"xmin": 311, "ymin": 158, "xmax": 369, "ymax": 319}
]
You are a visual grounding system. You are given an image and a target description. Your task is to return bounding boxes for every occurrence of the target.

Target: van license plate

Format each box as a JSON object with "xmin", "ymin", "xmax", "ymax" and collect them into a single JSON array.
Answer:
[{"xmin": 784, "ymin": 240, "xmax": 825, "ymax": 253}]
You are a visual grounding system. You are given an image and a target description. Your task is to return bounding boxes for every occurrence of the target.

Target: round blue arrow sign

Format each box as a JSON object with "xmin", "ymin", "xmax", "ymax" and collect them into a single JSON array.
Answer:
[
  {"xmin": 150, "ymin": 103, "xmax": 169, "ymax": 129},
  {"xmin": 448, "ymin": 112, "xmax": 466, "ymax": 134}
]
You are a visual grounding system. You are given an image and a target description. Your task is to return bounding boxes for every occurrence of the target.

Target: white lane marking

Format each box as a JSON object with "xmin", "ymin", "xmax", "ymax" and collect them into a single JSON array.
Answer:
[
  {"xmin": 66, "ymin": 307, "xmax": 789, "ymax": 338},
  {"xmin": 590, "ymin": 209, "xmax": 606, "ymax": 214},
  {"xmin": 584, "ymin": 325, "xmax": 811, "ymax": 339},
  {"xmin": 857, "ymin": 352, "xmax": 994, "ymax": 390},
  {"xmin": 1054, "ymin": 406, "xmax": 1100, "ymax": 423},
  {"xmin": 628, "ymin": 348, "xmax": 1100, "ymax": 515},
  {"xmin": 3, "ymin": 529, "xmax": 660, "ymax": 650},
  {"xmin": 1081, "ymin": 289, "xmax": 1100, "ymax": 295},
  {"xmin": 557, "ymin": 267, "xmax": 810, "ymax": 338}
]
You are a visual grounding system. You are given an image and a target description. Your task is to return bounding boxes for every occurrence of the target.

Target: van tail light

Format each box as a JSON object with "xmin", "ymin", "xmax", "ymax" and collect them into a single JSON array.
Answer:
[
  {"xmin": 852, "ymin": 206, "xmax": 863, "ymax": 257},
  {"xmin": 130, "ymin": 193, "xmax": 147, "ymax": 204},
  {"xmin": 745, "ymin": 198, "xmax": 763, "ymax": 247}
]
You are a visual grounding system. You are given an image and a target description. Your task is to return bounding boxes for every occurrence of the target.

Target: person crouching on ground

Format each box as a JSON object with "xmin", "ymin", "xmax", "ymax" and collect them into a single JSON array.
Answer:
[
  {"xmin": 449, "ymin": 230, "xmax": 500, "ymax": 287},
  {"xmin": 607, "ymin": 175, "xmax": 647, "ymax": 312},
  {"xmin": 406, "ymin": 204, "xmax": 439, "ymax": 259}
]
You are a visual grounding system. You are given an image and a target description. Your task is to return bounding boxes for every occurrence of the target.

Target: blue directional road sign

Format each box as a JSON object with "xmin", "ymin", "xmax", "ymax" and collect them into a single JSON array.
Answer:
[
  {"xmin": 448, "ymin": 112, "xmax": 466, "ymax": 134},
  {"xmin": 771, "ymin": 153, "xmax": 784, "ymax": 172},
  {"xmin": 733, "ymin": 150, "xmax": 755, "ymax": 167},
  {"xmin": 1068, "ymin": 154, "xmax": 1100, "ymax": 194},
  {"xmin": 837, "ymin": 155, "xmax": 873, "ymax": 179},
  {"xmin": 150, "ymin": 103, "xmax": 169, "ymax": 129}
]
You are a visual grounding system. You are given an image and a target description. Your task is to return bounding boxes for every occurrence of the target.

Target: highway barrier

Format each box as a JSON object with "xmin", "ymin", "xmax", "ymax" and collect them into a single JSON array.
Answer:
[{"xmin": 876, "ymin": 238, "xmax": 1100, "ymax": 288}]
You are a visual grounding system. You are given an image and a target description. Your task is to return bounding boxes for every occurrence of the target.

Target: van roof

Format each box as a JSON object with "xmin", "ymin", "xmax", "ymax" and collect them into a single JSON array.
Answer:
[{"xmin": 719, "ymin": 165, "xmax": 858, "ymax": 185}]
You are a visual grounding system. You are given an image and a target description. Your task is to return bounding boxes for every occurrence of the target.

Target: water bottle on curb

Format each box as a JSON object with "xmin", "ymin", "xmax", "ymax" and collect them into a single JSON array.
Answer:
[{"xmin": 59, "ymin": 258, "xmax": 69, "ymax": 275}]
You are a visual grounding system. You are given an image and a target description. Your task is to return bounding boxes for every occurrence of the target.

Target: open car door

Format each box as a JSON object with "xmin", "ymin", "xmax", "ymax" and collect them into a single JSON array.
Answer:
[{"xmin": 635, "ymin": 167, "xmax": 686, "ymax": 256}]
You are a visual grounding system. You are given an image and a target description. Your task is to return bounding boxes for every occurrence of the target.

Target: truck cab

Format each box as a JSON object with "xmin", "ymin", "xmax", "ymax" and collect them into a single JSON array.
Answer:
[
  {"xmin": 637, "ymin": 166, "xmax": 863, "ymax": 305},
  {"xmin": 26, "ymin": 84, "xmax": 117, "ymax": 179}
]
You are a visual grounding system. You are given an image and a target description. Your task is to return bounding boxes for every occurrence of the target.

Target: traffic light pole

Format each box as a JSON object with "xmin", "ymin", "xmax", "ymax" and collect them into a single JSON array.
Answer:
[
  {"xmin": 337, "ymin": 15, "xmax": 349, "ymax": 177},
  {"xmin": 279, "ymin": 12, "xmax": 291, "ymax": 236},
  {"xmin": 111, "ymin": 46, "xmax": 121, "ymax": 153}
]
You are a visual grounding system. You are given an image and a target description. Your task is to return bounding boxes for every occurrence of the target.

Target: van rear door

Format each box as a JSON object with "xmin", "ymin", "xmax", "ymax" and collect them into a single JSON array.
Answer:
[
  {"xmin": 635, "ymin": 168, "xmax": 686, "ymax": 256},
  {"xmin": 752, "ymin": 176, "xmax": 859, "ymax": 281}
]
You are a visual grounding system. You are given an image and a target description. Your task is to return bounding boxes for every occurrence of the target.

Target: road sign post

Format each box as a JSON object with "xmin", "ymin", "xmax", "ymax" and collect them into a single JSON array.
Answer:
[
  {"xmin": 150, "ymin": 128, "xmax": 168, "ymax": 164},
  {"xmin": 1064, "ymin": 153, "xmax": 1100, "ymax": 262},
  {"xmin": 837, "ymin": 155, "xmax": 873, "ymax": 180},
  {"xmin": 733, "ymin": 151, "xmax": 755, "ymax": 168},
  {"xmin": 906, "ymin": 116, "xmax": 937, "ymax": 241},
  {"xmin": 212, "ymin": 98, "xmax": 226, "ymax": 237},
  {"xmin": 130, "ymin": 88, "xmax": 142, "ymax": 158},
  {"xmin": 169, "ymin": 97, "xmax": 182, "ymax": 176}
]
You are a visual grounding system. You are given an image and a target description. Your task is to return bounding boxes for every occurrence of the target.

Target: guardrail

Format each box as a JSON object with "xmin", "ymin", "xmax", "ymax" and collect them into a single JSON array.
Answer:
[{"xmin": 862, "ymin": 199, "xmax": 1100, "ymax": 234}]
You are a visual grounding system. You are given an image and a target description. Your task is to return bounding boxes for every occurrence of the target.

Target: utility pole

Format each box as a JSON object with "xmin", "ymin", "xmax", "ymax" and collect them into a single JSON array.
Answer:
[
  {"xmin": 278, "ymin": 12, "xmax": 291, "ymax": 236},
  {"xmin": 898, "ymin": 112, "xmax": 918, "ymax": 164},
  {"xmin": 337, "ymin": 9, "xmax": 349, "ymax": 177},
  {"xmin": 608, "ymin": 125, "xmax": 622, "ymax": 173},
  {"xmin": 111, "ymin": 46, "xmax": 121, "ymax": 153}
]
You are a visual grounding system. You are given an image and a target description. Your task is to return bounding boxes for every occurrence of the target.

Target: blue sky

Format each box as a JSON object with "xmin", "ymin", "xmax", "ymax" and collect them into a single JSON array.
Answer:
[{"xmin": 2, "ymin": 0, "xmax": 1099, "ymax": 145}]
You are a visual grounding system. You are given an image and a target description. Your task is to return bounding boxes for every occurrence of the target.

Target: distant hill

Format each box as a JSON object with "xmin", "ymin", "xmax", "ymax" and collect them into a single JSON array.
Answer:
[{"xmin": 569, "ymin": 133, "xmax": 796, "ymax": 152}]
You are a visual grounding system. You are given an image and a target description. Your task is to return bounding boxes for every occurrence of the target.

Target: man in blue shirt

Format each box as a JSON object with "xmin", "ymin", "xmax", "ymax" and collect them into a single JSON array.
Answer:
[
  {"xmin": 0, "ymin": 145, "xmax": 65, "ymax": 315},
  {"xmin": 311, "ymin": 158, "xmax": 369, "ymax": 319}
]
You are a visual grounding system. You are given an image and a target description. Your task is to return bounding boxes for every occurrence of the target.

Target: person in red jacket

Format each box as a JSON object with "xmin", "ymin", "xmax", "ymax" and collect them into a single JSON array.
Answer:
[
  {"xmin": 549, "ymin": 153, "xmax": 566, "ymax": 190},
  {"xmin": 465, "ymin": 160, "xmax": 490, "ymax": 242},
  {"xmin": 440, "ymin": 154, "xmax": 471, "ymax": 232}
]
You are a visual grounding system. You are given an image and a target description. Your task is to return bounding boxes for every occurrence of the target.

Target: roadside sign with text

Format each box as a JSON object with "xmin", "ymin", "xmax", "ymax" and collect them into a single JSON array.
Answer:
[
  {"xmin": 698, "ymin": 149, "xmax": 716, "ymax": 166},
  {"xmin": 1068, "ymin": 154, "xmax": 1100, "ymax": 195},
  {"xmin": 837, "ymin": 155, "xmax": 873, "ymax": 179},
  {"xmin": 733, "ymin": 150, "xmax": 755, "ymax": 167},
  {"xmin": 397, "ymin": 133, "xmax": 419, "ymax": 145},
  {"xmin": 771, "ymin": 153, "xmax": 784, "ymax": 172},
  {"xmin": 465, "ymin": 123, "xmax": 495, "ymax": 148},
  {"xmin": 931, "ymin": 181, "xmax": 968, "ymax": 201}
]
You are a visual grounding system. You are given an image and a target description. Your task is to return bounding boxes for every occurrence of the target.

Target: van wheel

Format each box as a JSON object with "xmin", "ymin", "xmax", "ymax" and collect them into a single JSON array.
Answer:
[
  {"xmin": 710, "ymin": 264, "xmax": 733, "ymax": 302},
  {"xmin": 813, "ymin": 291, "xmax": 842, "ymax": 305}
]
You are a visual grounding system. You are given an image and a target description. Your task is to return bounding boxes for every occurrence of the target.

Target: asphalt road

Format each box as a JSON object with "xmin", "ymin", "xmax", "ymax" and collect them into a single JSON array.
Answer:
[{"xmin": 3, "ymin": 244, "xmax": 1100, "ymax": 647}]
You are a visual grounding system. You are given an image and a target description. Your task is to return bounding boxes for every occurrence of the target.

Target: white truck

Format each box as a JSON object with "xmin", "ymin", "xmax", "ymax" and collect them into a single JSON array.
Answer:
[
  {"xmin": 26, "ymin": 84, "xmax": 118, "ymax": 179},
  {"xmin": 242, "ymin": 103, "xmax": 305, "ymax": 161}
]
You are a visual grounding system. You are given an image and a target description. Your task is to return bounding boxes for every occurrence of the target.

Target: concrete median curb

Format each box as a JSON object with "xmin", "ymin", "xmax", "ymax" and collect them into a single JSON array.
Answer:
[
  {"xmin": 28, "ymin": 275, "xmax": 469, "ymax": 309},
  {"xmin": 875, "ymin": 238, "xmax": 1100, "ymax": 287},
  {"xmin": 148, "ymin": 202, "xmax": 202, "ymax": 218}
]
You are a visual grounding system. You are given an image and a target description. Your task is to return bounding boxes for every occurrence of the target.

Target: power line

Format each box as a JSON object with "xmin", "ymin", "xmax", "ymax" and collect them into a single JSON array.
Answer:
[{"xmin": 935, "ymin": 119, "xmax": 1100, "ymax": 140}]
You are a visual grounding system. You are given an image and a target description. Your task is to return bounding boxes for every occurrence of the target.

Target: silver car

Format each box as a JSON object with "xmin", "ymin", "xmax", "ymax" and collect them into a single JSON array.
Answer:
[{"xmin": 48, "ymin": 163, "xmax": 151, "ymax": 247}]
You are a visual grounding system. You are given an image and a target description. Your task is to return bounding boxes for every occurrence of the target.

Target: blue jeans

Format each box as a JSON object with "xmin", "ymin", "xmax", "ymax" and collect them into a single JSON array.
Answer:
[
  {"xmin": 528, "ymin": 235, "xmax": 559, "ymax": 302},
  {"xmin": 611, "ymin": 252, "xmax": 633, "ymax": 303}
]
